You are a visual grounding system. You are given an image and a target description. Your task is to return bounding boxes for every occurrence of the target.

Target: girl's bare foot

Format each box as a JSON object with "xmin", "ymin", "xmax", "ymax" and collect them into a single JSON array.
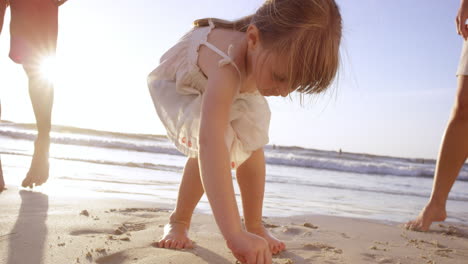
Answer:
[
  {"xmin": 405, "ymin": 202, "xmax": 447, "ymax": 231},
  {"xmin": 247, "ymin": 225, "xmax": 286, "ymax": 254},
  {"xmin": 155, "ymin": 222, "xmax": 193, "ymax": 249}
]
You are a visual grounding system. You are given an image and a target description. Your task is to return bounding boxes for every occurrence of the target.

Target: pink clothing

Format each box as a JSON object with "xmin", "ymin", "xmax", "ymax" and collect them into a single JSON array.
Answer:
[{"xmin": 0, "ymin": 0, "xmax": 58, "ymax": 64}]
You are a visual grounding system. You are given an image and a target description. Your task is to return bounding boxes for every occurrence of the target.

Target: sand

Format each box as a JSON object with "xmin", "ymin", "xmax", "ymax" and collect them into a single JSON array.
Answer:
[{"xmin": 1, "ymin": 186, "xmax": 468, "ymax": 264}]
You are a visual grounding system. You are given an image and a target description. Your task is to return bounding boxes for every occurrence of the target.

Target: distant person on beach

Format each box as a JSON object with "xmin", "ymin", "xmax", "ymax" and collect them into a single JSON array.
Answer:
[
  {"xmin": 406, "ymin": 1, "xmax": 468, "ymax": 231},
  {"xmin": 0, "ymin": 0, "xmax": 68, "ymax": 192},
  {"xmin": 147, "ymin": 0, "xmax": 342, "ymax": 262}
]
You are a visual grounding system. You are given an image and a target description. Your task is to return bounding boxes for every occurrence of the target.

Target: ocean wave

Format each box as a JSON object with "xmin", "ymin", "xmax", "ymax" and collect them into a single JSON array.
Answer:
[
  {"xmin": 264, "ymin": 177, "xmax": 468, "ymax": 202},
  {"xmin": 1, "ymin": 122, "xmax": 467, "ymax": 180},
  {"xmin": 264, "ymin": 152, "xmax": 468, "ymax": 180}
]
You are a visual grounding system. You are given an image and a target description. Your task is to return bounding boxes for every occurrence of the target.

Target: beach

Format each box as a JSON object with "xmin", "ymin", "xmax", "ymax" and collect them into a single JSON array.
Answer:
[
  {"xmin": 1, "ymin": 187, "xmax": 468, "ymax": 264},
  {"xmin": 1, "ymin": 122, "xmax": 468, "ymax": 263}
]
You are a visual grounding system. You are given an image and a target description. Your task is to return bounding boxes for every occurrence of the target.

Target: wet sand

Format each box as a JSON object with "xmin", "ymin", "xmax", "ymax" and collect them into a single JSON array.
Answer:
[{"xmin": 1, "ymin": 186, "xmax": 468, "ymax": 264}]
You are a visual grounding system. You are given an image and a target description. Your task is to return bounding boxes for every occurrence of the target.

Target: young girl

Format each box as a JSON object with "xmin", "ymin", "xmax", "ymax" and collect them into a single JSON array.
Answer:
[{"xmin": 148, "ymin": 0, "xmax": 342, "ymax": 263}]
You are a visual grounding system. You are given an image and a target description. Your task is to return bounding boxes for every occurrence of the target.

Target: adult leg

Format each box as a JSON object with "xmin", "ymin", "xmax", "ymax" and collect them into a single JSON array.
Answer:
[
  {"xmin": 157, "ymin": 157, "xmax": 204, "ymax": 249},
  {"xmin": 21, "ymin": 62, "xmax": 53, "ymax": 188},
  {"xmin": 0, "ymin": 101, "xmax": 4, "ymax": 192},
  {"xmin": 0, "ymin": 158, "xmax": 4, "ymax": 192},
  {"xmin": 0, "ymin": 0, "xmax": 6, "ymax": 193},
  {"xmin": 236, "ymin": 148, "xmax": 285, "ymax": 254},
  {"xmin": 406, "ymin": 75, "xmax": 468, "ymax": 231},
  {"xmin": 9, "ymin": 0, "xmax": 59, "ymax": 188}
]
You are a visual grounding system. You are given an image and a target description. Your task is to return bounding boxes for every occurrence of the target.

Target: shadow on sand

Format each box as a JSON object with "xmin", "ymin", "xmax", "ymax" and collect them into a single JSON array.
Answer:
[{"xmin": 7, "ymin": 190, "xmax": 49, "ymax": 264}]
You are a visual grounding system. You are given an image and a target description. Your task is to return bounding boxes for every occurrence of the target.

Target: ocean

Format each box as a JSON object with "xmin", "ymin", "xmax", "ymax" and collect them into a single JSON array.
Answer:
[{"xmin": 1, "ymin": 122, "xmax": 467, "ymax": 224}]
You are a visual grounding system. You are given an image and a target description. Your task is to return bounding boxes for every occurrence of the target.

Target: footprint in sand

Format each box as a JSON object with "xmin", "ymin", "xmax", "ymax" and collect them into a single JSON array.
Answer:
[
  {"xmin": 300, "ymin": 243, "xmax": 345, "ymax": 264},
  {"xmin": 376, "ymin": 257, "xmax": 393, "ymax": 264},
  {"xmin": 70, "ymin": 229, "xmax": 115, "ymax": 236},
  {"xmin": 303, "ymin": 242, "xmax": 343, "ymax": 254},
  {"xmin": 404, "ymin": 236, "xmax": 450, "ymax": 257},
  {"xmin": 404, "ymin": 238, "xmax": 454, "ymax": 259},
  {"xmin": 361, "ymin": 253, "xmax": 395, "ymax": 264},
  {"xmin": 441, "ymin": 225, "xmax": 468, "ymax": 238},
  {"xmin": 369, "ymin": 245, "xmax": 387, "ymax": 251},
  {"xmin": 434, "ymin": 248, "xmax": 453, "ymax": 258},
  {"xmin": 71, "ymin": 222, "xmax": 146, "ymax": 264},
  {"xmin": 263, "ymin": 222, "xmax": 280, "ymax": 228},
  {"xmin": 94, "ymin": 251, "xmax": 128, "ymax": 264},
  {"xmin": 70, "ymin": 222, "xmax": 146, "ymax": 237},
  {"xmin": 109, "ymin": 208, "xmax": 169, "ymax": 218},
  {"xmin": 282, "ymin": 226, "xmax": 308, "ymax": 235},
  {"xmin": 114, "ymin": 223, "xmax": 146, "ymax": 235}
]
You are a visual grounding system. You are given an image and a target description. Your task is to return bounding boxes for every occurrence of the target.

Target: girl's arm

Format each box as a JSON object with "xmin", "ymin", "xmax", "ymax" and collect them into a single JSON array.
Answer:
[
  {"xmin": 198, "ymin": 64, "xmax": 243, "ymax": 239},
  {"xmin": 198, "ymin": 41, "xmax": 271, "ymax": 264}
]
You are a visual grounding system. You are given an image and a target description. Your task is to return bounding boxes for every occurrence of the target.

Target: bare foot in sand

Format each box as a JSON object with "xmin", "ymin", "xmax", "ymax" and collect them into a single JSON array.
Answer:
[
  {"xmin": 405, "ymin": 202, "xmax": 447, "ymax": 231},
  {"xmin": 155, "ymin": 222, "xmax": 193, "ymax": 249},
  {"xmin": 22, "ymin": 137, "xmax": 50, "ymax": 188},
  {"xmin": 247, "ymin": 225, "xmax": 286, "ymax": 254}
]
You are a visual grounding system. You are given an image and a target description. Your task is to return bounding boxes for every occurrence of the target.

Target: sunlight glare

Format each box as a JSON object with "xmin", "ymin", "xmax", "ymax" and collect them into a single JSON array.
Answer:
[{"xmin": 40, "ymin": 56, "xmax": 58, "ymax": 83}]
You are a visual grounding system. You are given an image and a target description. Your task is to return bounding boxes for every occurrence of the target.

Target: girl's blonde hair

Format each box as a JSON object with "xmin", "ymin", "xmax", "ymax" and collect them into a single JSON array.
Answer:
[{"xmin": 194, "ymin": 0, "xmax": 342, "ymax": 94}]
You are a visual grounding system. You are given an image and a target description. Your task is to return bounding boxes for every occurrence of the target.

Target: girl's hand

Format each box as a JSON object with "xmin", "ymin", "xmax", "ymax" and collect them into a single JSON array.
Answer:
[
  {"xmin": 226, "ymin": 230, "xmax": 272, "ymax": 264},
  {"xmin": 457, "ymin": 0, "xmax": 468, "ymax": 39}
]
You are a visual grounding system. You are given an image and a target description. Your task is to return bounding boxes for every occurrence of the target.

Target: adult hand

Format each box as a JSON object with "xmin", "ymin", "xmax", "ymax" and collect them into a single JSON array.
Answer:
[
  {"xmin": 456, "ymin": 0, "xmax": 468, "ymax": 39},
  {"xmin": 226, "ymin": 231, "xmax": 272, "ymax": 264}
]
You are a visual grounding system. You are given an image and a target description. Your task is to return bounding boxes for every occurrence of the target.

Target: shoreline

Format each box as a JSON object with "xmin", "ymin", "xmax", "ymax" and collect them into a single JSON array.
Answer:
[
  {"xmin": 1, "ymin": 186, "xmax": 468, "ymax": 264},
  {"xmin": 3, "ymin": 121, "xmax": 467, "ymax": 167}
]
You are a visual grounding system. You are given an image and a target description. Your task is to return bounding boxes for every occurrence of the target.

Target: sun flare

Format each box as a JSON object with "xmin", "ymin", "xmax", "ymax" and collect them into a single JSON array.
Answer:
[{"xmin": 39, "ymin": 56, "xmax": 58, "ymax": 83}]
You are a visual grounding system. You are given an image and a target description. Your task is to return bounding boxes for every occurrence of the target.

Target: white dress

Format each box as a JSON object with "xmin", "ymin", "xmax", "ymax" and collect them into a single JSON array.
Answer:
[{"xmin": 147, "ymin": 21, "xmax": 271, "ymax": 169}]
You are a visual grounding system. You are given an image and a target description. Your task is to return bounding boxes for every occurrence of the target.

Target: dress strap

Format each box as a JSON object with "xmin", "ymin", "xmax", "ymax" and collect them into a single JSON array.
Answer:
[{"xmin": 201, "ymin": 20, "xmax": 242, "ymax": 80}]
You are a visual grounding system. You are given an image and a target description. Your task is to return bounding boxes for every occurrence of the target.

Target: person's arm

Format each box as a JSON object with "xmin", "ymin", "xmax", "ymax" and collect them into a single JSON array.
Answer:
[
  {"xmin": 199, "ymin": 64, "xmax": 243, "ymax": 238},
  {"xmin": 457, "ymin": 0, "xmax": 468, "ymax": 39},
  {"xmin": 198, "ymin": 57, "xmax": 271, "ymax": 264}
]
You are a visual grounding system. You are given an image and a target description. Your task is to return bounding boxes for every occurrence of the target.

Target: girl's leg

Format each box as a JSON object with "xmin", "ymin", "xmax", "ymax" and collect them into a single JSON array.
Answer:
[
  {"xmin": 236, "ymin": 148, "xmax": 285, "ymax": 254},
  {"xmin": 157, "ymin": 157, "xmax": 204, "ymax": 249},
  {"xmin": 406, "ymin": 75, "xmax": 468, "ymax": 231}
]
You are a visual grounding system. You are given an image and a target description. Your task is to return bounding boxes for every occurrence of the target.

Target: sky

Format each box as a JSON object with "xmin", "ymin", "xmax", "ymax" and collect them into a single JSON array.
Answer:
[{"xmin": 0, "ymin": 0, "xmax": 463, "ymax": 159}]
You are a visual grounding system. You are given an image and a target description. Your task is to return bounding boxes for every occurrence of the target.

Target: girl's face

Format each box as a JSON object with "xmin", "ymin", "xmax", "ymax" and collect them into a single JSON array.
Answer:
[
  {"xmin": 246, "ymin": 25, "xmax": 294, "ymax": 97},
  {"xmin": 253, "ymin": 51, "xmax": 293, "ymax": 97}
]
